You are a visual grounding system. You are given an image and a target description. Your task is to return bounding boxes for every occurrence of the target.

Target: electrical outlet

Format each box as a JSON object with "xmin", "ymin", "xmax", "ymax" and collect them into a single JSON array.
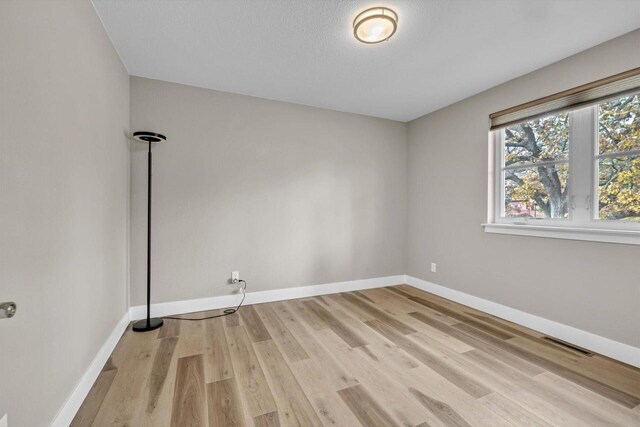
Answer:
[
  {"xmin": 231, "ymin": 271, "xmax": 240, "ymax": 283},
  {"xmin": 431, "ymin": 263, "xmax": 437, "ymax": 273}
]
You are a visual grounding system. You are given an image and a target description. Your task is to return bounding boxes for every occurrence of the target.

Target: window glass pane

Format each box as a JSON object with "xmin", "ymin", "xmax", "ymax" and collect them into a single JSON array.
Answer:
[
  {"xmin": 598, "ymin": 94, "xmax": 640, "ymax": 155},
  {"xmin": 598, "ymin": 155, "xmax": 640, "ymax": 222},
  {"xmin": 504, "ymin": 163, "xmax": 569, "ymax": 219},
  {"xmin": 504, "ymin": 113, "xmax": 569, "ymax": 166}
]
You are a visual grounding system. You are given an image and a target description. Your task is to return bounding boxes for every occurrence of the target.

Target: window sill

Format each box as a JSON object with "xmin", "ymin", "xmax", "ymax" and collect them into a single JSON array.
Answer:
[{"xmin": 482, "ymin": 223, "xmax": 640, "ymax": 245}]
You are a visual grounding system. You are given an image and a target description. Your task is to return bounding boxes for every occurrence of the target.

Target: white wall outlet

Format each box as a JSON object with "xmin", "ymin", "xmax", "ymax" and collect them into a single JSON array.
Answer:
[
  {"xmin": 431, "ymin": 263, "xmax": 437, "ymax": 273},
  {"xmin": 231, "ymin": 271, "xmax": 240, "ymax": 283}
]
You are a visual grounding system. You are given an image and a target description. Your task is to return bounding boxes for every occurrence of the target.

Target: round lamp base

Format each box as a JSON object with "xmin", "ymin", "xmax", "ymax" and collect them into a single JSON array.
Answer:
[{"xmin": 132, "ymin": 317, "xmax": 164, "ymax": 332}]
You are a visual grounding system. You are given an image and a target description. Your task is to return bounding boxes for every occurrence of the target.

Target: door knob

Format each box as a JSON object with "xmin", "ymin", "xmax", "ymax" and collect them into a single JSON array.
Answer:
[{"xmin": 0, "ymin": 302, "xmax": 16, "ymax": 319}]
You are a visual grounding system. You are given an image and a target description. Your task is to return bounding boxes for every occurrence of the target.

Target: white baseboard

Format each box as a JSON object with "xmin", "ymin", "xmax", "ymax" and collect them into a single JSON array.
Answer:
[
  {"xmin": 50, "ymin": 311, "xmax": 130, "ymax": 427},
  {"xmin": 406, "ymin": 275, "xmax": 640, "ymax": 368},
  {"xmin": 129, "ymin": 275, "xmax": 407, "ymax": 320}
]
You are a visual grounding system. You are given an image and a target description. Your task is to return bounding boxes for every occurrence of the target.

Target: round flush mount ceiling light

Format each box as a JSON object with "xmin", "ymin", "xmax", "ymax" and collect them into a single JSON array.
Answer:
[{"xmin": 353, "ymin": 7, "xmax": 398, "ymax": 44}]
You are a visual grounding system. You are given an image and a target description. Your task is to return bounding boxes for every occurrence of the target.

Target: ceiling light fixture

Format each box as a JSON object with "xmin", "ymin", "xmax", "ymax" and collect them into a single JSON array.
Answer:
[{"xmin": 353, "ymin": 7, "xmax": 398, "ymax": 44}]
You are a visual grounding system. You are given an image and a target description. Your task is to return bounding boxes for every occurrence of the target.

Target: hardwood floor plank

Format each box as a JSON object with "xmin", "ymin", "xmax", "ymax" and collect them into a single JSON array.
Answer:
[
  {"xmin": 574, "ymin": 355, "xmax": 640, "ymax": 398},
  {"xmin": 511, "ymin": 334, "xmax": 640, "ymax": 395},
  {"xmin": 359, "ymin": 342, "xmax": 419, "ymax": 370},
  {"xmin": 330, "ymin": 308, "xmax": 393, "ymax": 348},
  {"xmin": 207, "ymin": 378, "xmax": 246, "ymax": 427},
  {"xmin": 254, "ymin": 411, "xmax": 281, "ymax": 427},
  {"xmin": 408, "ymin": 296, "xmax": 514, "ymax": 340},
  {"xmin": 225, "ymin": 312, "xmax": 240, "ymax": 327},
  {"xmin": 314, "ymin": 295, "xmax": 332, "ymax": 307},
  {"xmin": 177, "ymin": 319, "xmax": 207, "ymax": 358},
  {"xmin": 535, "ymin": 371, "xmax": 640, "ymax": 426},
  {"xmin": 365, "ymin": 319, "xmax": 491, "ymax": 398},
  {"xmin": 453, "ymin": 321, "xmax": 640, "ymax": 408},
  {"xmin": 462, "ymin": 349, "xmax": 615, "ymax": 426},
  {"xmin": 408, "ymin": 311, "xmax": 544, "ymax": 376},
  {"xmin": 302, "ymin": 300, "xmax": 367, "ymax": 348},
  {"xmin": 465, "ymin": 311, "xmax": 580, "ymax": 354},
  {"xmin": 253, "ymin": 340, "xmax": 323, "ymax": 427},
  {"xmin": 422, "ymin": 292, "xmax": 524, "ymax": 333},
  {"xmin": 174, "ymin": 309, "xmax": 223, "ymax": 320},
  {"xmin": 356, "ymin": 344, "xmax": 504, "ymax": 427},
  {"xmin": 239, "ymin": 305, "xmax": 272, "ymax": 343},
  {"xmin": 171, "ymin": 354, "xmax": 207, "ymax": 427},
  {"xmin": 382, "ymin": 288, "xmax": 460, "ymax": 325},
  {"xmin": 405, "ymin": 285, "xmax": 640, "ymax": 399},
  {"xmin": 271, "ymin": 302, "xmax": 359, "ymax": 390},
  {"xmin": 409, "ymin": 387, "xmax": 472, "ymax": 427},
  {"xmin": 353, "ymin": 346, "xmax": 450, "ymax": 427},
  {"xmin": 284, "ymin": 300, "xmax": 327, "ymax": 331},
  {"xmin": 205, "ymin": 318, "xmax": 234, "ymax": 383},
  {"xmin": 478, "ymin": 393, "xmax": 554, "ymax": 427},
  {"xmin": 509, "ymin": 335, "xmax": 582, "ymax": 365},
  {"xmin": 410, "ymin": 327, "xmax": 475, "ymax": 354},
  {"xmin": 339, "ymin": 292, "xmax": 417, "ymax": 335},
  {"xmin": 313, "ymin": 328, "xmax": 429, "ymax": 426},
  {"xmin": 351, "ymin": 290, "xmax": 377, "ymax": 304},
  {"xmin": 131, "ymin": 349, "xmax": 178, "ymax": 427},
  {"xmin": 289, "ymin": 357, "xmax": 364, "ymax": 426},
  {"xmin": 255, "ymin": 304, "xmax": 310, "ymax": 362},
  {"xmin": 147, "ymin": 337, "xmax": 178, "ymax": 414},
  {"xmin": 362, "ymin": 287, "xmax": 439, "ymax": 317},
  {"xmin": 464, "ymin": 311, "xmax": 543, "ymax": 338},
  {"xmin": 358, "ymin": 338, "xmax": 509, "ymax": 427},
  {"xmin": 224, "ymin": 326, "xmax": 277, "ymax": 417},
  {"xmin": 158, "ymin": 318, "xmax": 181, "ymax": 339},
  {"xmin": 314, "ymin": 295, "xmax": 344, "ymax": 311},
  {"xmin": 396, "ymin": 311, "xmax": 475, "ymax": 354},
  {"xmin": 338, "ymin": 385, "xmax": 397, "ymax": 427},
  {"xmin": 91, "ymin": 326, "xmax": 158, "ymax": 426},
  {"xmin": 70, "ymin": 359, "xmax": 117, "ymax": 427},
  {"xmin": 327, "ymin": 294, "xmax": 375, "ymax": 323},
  {"xmin": 384, "ymin": 285, "xmax": 415, "ymax": 299}
]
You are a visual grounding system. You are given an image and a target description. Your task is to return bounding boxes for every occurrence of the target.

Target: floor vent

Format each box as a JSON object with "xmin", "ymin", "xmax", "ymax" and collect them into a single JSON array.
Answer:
[{"xmin": 542, "ymin": 336, "xmax": 594, "ymax": 356}]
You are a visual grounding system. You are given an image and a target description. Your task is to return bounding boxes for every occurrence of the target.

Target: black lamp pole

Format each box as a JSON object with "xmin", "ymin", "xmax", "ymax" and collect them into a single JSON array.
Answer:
[{"xmin": 132, "ymin": 131, "xmax": 166, "ymax": 332}]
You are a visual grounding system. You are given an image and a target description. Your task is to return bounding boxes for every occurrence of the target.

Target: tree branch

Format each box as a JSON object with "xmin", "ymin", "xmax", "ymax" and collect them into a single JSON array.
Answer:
[
  {"xmin": 504, "ymin": 171, "xmax": 550, "ymax": 216},
  {"xmin": 599, "ymin": 122, "xmax": 621, "ymax": 144},
  {"xmin": 505, "ymin": 156, "xmax": 533, "ymax": 167}
]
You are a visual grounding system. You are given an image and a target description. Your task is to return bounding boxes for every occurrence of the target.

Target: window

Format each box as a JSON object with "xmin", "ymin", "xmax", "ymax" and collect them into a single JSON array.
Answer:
[
  {"xmin": 486, "ymin": 89, "xmax": 640, "ymax": 245},
  {"xmin": 596, "ymin": 95, "xmax": 640, "ymax": 221},
  {"xmin": 501, "ymin": 112, "xmax": 570, "ymax": 220}
]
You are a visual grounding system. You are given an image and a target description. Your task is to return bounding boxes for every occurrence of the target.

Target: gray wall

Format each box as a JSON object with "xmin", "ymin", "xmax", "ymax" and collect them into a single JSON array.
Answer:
[
  {"xmin": 130, "ymin": 77, "xmax": 408, "ymax": 306},
  {"xmin": 407, "ymin": 29, "xmax": 640, "ymax": 347},
  {"xmin": 0, "ymin": 1, "xmax": 130, "ymax": 425}
]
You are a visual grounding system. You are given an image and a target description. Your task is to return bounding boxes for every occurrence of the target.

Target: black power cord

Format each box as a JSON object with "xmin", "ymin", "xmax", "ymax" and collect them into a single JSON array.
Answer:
[{"xmin": 164, "ymin": 279, "xmax": 247, "ymax": 321}]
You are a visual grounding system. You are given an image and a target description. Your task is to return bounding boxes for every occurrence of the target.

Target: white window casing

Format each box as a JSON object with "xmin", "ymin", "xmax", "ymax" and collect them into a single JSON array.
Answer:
[{"xmin": 486, "ymin": 93, "xmax": 640, "ymax": 245}]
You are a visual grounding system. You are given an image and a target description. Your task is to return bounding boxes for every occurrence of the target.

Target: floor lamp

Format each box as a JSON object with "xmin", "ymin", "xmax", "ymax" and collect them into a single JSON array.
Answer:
[{"xmin": 132, "ymin": 131, "xmax": 166, "ymax": 332}]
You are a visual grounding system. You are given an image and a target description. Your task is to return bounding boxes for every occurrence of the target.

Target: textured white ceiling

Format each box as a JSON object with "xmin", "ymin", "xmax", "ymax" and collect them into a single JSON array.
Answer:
[{"xmin": 92, "ymin": 0, "xmax": 640, "ymax": 122}]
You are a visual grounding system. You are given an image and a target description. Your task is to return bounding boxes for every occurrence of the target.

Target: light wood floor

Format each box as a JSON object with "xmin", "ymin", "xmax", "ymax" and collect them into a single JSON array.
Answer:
[{"xmin": 72, "ymin": 285, "xmax": 640, "ymax": 426}]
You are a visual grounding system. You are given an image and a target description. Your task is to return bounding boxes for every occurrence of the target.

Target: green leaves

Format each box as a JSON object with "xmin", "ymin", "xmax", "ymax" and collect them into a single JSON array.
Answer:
[
  {"xmin": 504, "ymin": 114, "xmax": 569, "ymax": 219},
  {"xmin": 503, "ymin": 94, "xmax": 640, "ymax": 222},
  {"xmin": 598, "ymin": 95, "xmax": 640, "ymax": 221}
]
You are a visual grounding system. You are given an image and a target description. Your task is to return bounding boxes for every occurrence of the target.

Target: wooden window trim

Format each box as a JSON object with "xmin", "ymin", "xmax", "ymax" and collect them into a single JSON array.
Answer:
[{"xmin": 490, "ymin": 67, "xmax": 640, "ymax": 130}]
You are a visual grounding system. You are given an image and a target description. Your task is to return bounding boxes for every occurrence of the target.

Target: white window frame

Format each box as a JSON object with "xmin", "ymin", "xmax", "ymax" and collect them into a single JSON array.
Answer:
[{"xmin": 485, "ymin": 97, "xmax": 640, "ymax": 245}]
